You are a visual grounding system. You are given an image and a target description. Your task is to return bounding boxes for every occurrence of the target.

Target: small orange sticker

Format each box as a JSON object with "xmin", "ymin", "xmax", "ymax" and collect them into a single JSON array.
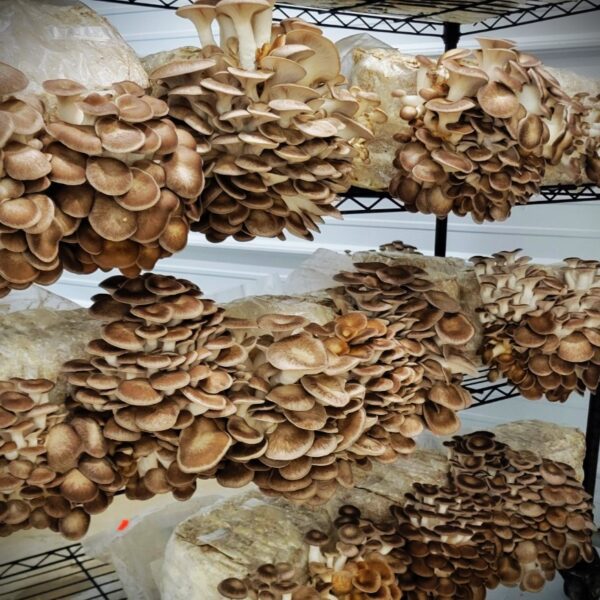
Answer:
[{"xmin": 117, "ymin": 519, "xmax": 130, "ymax": 531}]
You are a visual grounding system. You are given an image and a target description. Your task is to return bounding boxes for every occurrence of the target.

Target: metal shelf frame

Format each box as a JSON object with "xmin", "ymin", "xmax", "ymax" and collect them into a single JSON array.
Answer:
[
  {"xmin": 93, "ymin": 0, "xmax": 600, "ymax": 37},
  {"xmin": 335, "ymin": 184, "xmax": 600, "ymax": 214},
  {"xmin": 3, "ymin": 0, "xmax": 597, "ymax": 597},
  {"xmin": 0, "ymin": 543, "xmax": 124, "ymax": 599}
]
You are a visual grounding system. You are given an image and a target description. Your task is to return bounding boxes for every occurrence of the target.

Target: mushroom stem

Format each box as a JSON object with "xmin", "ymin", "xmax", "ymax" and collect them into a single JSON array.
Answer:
[
  {"xmin": 8, "ymin": 430, "xmax": 27, "ymax": 449},
  {"xmin": 217, "ymin": 14, "xmax": 236, "ymax": 52},
  {"xmin": 234, "ymin": 20, "xmax": 258, "ymax": 70},
  {"xmin": 56, "ymin": 95, "xmax": 86, "ymax": 125},
  {"xmin": 333, "ymin": 554, "xmax": 347, "ymax": 571},
  {"xmin": 308, "ymin": 544, "xmax": 324, "ymax": 564},
  {"xmin": 32, "ymin": 414, "xmax": 48, "ymax": 430},
  {"xmin": 193, "ymin": 19, "xmax": 218, "ymax": 50},
  {"xmin": 252, "ymin": 1, "xmax": 274, "ymax": 51}
]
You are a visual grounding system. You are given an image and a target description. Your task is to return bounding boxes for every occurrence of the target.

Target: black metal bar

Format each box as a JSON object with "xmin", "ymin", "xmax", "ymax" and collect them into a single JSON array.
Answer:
[
  {"xmin": 583, "ymin": 385, "xmax": 600, "ymax": 497},
  {"xmin": 67, "ymin": 546, "xmax": 110, "ymax": 600},
  {"xmin": 432, "ymin": 21, "xmax": 462, "ymax": 259},
  {"xmin": 441, "ymin": 20, "xmax": 461, "ymax": 50},
  {"xmin": 434, "ymin": 219, "xmax": 448, "ymax": 257}
]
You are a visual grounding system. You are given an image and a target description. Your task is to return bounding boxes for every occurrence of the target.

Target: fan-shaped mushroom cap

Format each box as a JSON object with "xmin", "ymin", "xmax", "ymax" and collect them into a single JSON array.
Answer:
[
  {"xmin": 59, "ymin": 509, "xmax": 91, "ymax": 540},
  {"xmin": 558, "ymin": 332, "xmax": 594, "ymax": 363},
  {"xmin": 266, "ymin": 333, "xmax": 328, "ymax": 371},
  {"xmin": 423, "ymin": 402, "xmax": 460, "ymax": 435},
  {"xmin": 46, "ymin": 122, "xmax": 102, "ymax": 155},
  {"xmin": 265, "ymin": 421, "xmax": 314, "ymax": 460},
  {"xmin": 0, "ymin": 62, "xmax": 29, "ymax": 96},
  {"xmin": 46, "ymin": 424, "xmax": 82, "ymax": 472},
  {"xmin": 3, "ymin": 143, "xmax": 52, "ymax": 181},
  {"xmin": 477, "ymin": 81, "xmax": 520, "ymax": 118},
  {"xmin": 435, "ymin": 314, "xmax": 475, "ymax": 345},
  {"xmin": 217, "ymin": 578, "xmax": 249, "ymax": 600},
  {"xmin": 177, "ymin": 417, "xmax": 232, "ymax": 473}
]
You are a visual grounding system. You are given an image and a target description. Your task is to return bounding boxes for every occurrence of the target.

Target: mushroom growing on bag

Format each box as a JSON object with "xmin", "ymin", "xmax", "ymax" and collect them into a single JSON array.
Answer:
[
  {"xmin": 216, "ymin": 432, "xmax": 595, "ymax": 598},
  {"xmin": 0, "ymin": 378, "xmax": 93, "ymax": 539},
  {"xmin": 63, "ymin": 273, "xmax": 246, "ymax": 502},
  {"xmin": 0, "ymin": 63, "xmax": 57, "ymax": 297},
  {"xmin": 472, "ymin": 250, "xmax": 600, "ymax": 402},
  {"xmin": 41, "ymin": 78, "xmax": 205, "ymax": 278},
  {"xmin": 328, "ymin": 261, "xmax": 477, "ymax": 441},
  {"xmin": 389, "ymin": 39, "xmax": 584, "ymax": 223},
  {"xmin": 149, "ymin": 2, "xmax": 373, "ymax": 243}
]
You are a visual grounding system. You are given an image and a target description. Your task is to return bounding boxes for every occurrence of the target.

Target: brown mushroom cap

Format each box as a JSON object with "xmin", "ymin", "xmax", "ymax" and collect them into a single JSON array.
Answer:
[
  {"xmin": 266, "ymin": 334, "xmax": 328, "ymax": 371},
  {"xmin": 177, "ymin": 417, "xmax": 232, "ymax": 473},
  {"xmin": 0, "ymin": 62, "xmax": 29, "ymax": 96}
]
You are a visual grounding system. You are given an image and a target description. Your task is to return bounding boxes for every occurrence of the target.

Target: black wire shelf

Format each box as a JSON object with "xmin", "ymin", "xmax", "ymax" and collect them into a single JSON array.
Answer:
[
  {"xmin": 463, "ymin": 369, "xmax": 521, "ymax": 407},
  {"xmin": 94, "ymin": 0, "xmax": 600, "ymax": 36},
  {"xmin": 0, "ymin": 543, "xmax": 125, "ymax": 600},
  {"xmin": 335, "ymin": 184, "xmax": 600, "ymax": 214}
]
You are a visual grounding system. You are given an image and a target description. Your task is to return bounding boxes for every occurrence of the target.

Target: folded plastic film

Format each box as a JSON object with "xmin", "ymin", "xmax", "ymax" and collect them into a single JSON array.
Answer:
[
  {"xmin": 0, "ymin": 286, "xmax": 100, "ymax": 396},
  {"xmin": 0, "ymin": 0, "xmax": 148, "ymax": 93},
  {"xmin": 336, "ymin": 33, "xmax": 393, "ymax": 82}
]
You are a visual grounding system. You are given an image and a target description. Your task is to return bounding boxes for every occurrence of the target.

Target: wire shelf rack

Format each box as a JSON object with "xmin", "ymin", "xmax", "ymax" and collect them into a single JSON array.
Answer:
[
  {"xmin": 0, "ymin": 543, "xmax": 125, "ymax": 600},
  {"xmin": 335, "ymin": 184, "xmax": 600, "ymax": 214},
  {"xmin": 94, "ymin": 0, "xmax": 600, "ymax": 36}
]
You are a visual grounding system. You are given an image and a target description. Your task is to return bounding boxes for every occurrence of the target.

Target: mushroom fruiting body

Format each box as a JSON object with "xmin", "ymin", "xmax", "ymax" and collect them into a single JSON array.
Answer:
[
  {"xmin": 0, "ymin": 63, "xmax": 55, "ymax": 297},
  {"xmin": 0, "ymin": 378, "xmax": 96, "ymax": 539},
  {"xmin": 150, "ymin": 8, "xmax": 372, "ymax": 244},
  {"xmin": 328, "ymin": 260, "xmax": 476, "ymax": 447},
  {"xmin": 389, "ymin": 39, "xmax": 583, "ymax": 222},
  {"xmin": 215, "ymin": 434, "xmax": 595, "ymax": 598},
  {"xmin": 63, "ymin": 273, "xmax": 244, "ymax": 502},
  {"xmin": 42, "ymin": 79, "xmax": 205, "ymax": 279},
  {"xmin": 472, "ymin": 251, "xmax": 600, "ymax": 402}
]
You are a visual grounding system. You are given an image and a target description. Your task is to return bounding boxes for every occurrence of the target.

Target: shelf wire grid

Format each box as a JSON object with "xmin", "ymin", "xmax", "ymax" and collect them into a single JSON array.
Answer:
[
  {"xmin": 0, "ymin": 543, "xmax": 125, "ymax": 600},
  {"xmin": 335, "ymin": 184, "xmax": 600, "ymax": 213},
  {"xmin": 94, "ymin": 0, "xmax": 600, "ymax": 36}
]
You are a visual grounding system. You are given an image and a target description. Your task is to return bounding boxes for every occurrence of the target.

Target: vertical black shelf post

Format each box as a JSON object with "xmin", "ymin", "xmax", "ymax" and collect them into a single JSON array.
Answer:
[
  {"xmin": 583, "ymin": 385, "xmax": 600, "ymax": 497},
  {"xmin": 434, "ymin": 22, "xmax": 461, "ymax": 258}
]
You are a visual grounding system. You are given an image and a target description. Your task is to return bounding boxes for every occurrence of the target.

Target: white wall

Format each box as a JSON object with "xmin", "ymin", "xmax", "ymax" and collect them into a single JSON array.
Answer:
[{"xmin": 65, "ymin": 2, "xmax": 600, "ymax": 493}]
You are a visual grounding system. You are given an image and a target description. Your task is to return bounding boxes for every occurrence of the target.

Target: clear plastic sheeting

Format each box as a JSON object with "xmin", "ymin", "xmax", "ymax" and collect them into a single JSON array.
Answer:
[
  {"xmin": 0, "ymin": 286, "xmax": 100, "ymax": 399},
  {"xmin": 335, "ymin": 33, "xmax": 393, "ymax": 83},
  {"xmin": 82, "ymin": 494, "xmax": 230, "ymax": 600},
  {"xmin": 0, "ymin": 0, "xmax": 148, "ymax": 93},
  {"xmin": 0, "ymin": 285, "xmax": 79, "ymax": 315}
]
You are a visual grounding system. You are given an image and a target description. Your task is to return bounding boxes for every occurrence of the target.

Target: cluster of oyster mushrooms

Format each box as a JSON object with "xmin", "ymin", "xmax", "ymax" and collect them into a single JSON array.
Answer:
[
  {"xmin": 389, "ymin": 38, "xmax": 585, "ymax": 222},
  {"xmin": 0, "ymin": 378, "xmax": 101, "ymax": 539},
  {"xmin": 150, "ymin": 1, "xmax": 373, "ymax": 242},
  {"xmin": 62, "ymin": 273, "xmax": 243, "ymax": 503},
  {"xmin": 473, "ymin": 250, "xmax": 600, "ymax": 402},
  {"xmin": 216, "ymin": 432, "xmax": 595, "ymax": 600},
  {"xmin": 0, "ymin": 64, "xmax": 57, "ymax": 296},
  {"xmin": 329, "ymin": 261, "xmax": 477, "ymax": 433},
  {"xmin": 43, "ymin": 77, "xmax": 205, "ymax": 277},
  {"xmin": 58, "ymin": 269, "xmax": 477, "ymax": 510},
  {"xmin": 0, "ymin": 3, "xmax": 378, "ymax": 296},
  {"xmin": 0, "ymin": 60, "xmax": 205, "ymax": 296},
  {"xmin": 583, "ymin": 92, "xmax": 600, "ymax": 183}
]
